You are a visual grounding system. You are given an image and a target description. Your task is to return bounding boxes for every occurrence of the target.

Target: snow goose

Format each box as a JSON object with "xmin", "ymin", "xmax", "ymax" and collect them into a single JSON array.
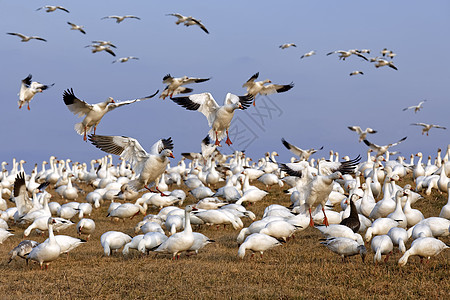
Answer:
[
  {"xmin": 257, "ymin": 173, "xmax": 283, "ymax": 189},
  {"xmin": 300, "ymin": 50, "xmax": 316, "ymax": 59},
  {"xmin": 17, "ymin": 74, "xmax": 54, "ymax": 110},
  {"xmin": 259, "ymin": 220, "xmax": 300, "ymax": 242},
  {"xmin": 320, "ymin": 237, "xmax": 367, "ymax": 263},
  {"xmin": 327, "ymin": 49, "xmax": 368, "ymax": 60},
  {"xmin": 183, "ymin": 16, "xmax": 209, "ymax": 34},
  {"xmin": 371, "ymin": 235, "xmax": 394, "ymax": 264},
  {"xmin": 7, "ymin": 32, "xmax": 47, "ymax": 42},
  {"xmin": 403, "ymin": 189, "xmax": 424, "ymax": 227},
  {"xmin": 437, "ymin": 165, "xmax": 449, "ymax": 193},
  {"xmin": 316, "ymin": 224, "xmax": 364, "ymax": 245},
  {"xmin": 387, "ymin": 227, "xmax": 408, "ymax": 253},
  {"xmin": 76, "ymin": 218, "xmax": 95, "ymax": 240},
  {"xmin": 160, "ymin": 74, "xmax": 210, "ymax": 99},
  {"xmin": 439, "ymin": 183, "xmax": 450, "ymax": 219},
  {"xmin": 348, "ymin": 126, "xmax": 377, "ymax": 143},
  {"xmin": 360, "ymin": 180, "xmax": 376, "ymax": 218},
  {"xmin": 101, "ymin": 231, "xmax": 132, "ymax": 256},
  {"xmin": 112, "ymin": 56, "xmax": 139, "ymax": 63},
  {"xmin": 87, "ymin": 44, "xmax": 116, "ymax": 56},
  {"xmin": 280, "ymin": 156, "xmax": 360, "ymax": 226},
  {"xmin": 235, "ymin": 188, "xmax": 268, "ymax": 205},
  {"xmin": 107, "ymin": 203, "xmax": 145, "ymax": 221},
  {"xmin": 137, "ymin": 232, "xmax": 168, "ymax": 254},
  {"xmin": 242, "ymin": 72, "xmax": 294, "ymax": 106},
  {"xmin": 63, "ymin": 88, "xmax": 158, "ymax": 141},
  {"xmin": 139, "ymin": 221, "xmax": 165, "ymax": 235},
  {"xmin": 89, "ymin": 134, "xmax": 174, "ymax": 193},
  {"xmin": 365, "ymin": 218, "xmax": 400, "ymax": 242},
  {"xmin": 410, "ymin": 223, "xmax": 433, "ymax": 240},
  {"xmin": 402, "ymin": 100, "xmax": 426, "ymax": 113},
  {"xmin": 368, "ymin": 182, "xmax": 397, "ymax": 220},
  {"xmin": 373, "ymin": 58, "xmax": 398, "ymax": 70},
  {"xmin": 36, "ymin": 5, "xmax": 69, "ymax": 13},
  {"xmin": 170, "ymin": 92, "xmax": 253, "ymax": 146},
  {"xmin": 122, "ymin": 235, "xmax": 145, "ymax": 255},
  {"xmin": 101, "ymin": 15, "xmax": 141, "ymax": 23},
  {"xmin": 8, "ymin": 240, "xmax": 39, "ymax": 264},
  {"xmin": 281, "ymin": 138, "xmax": 323, "ymax": 162},
  {"xmin": 187, "ymin": 232, "xmax": 215, "ymax": 255},
  {"xmin": 237, "ymin": 233, "xmax": 283, "ymax": 259},
  {"xmin": 154, "ymin": 205, "xmax": 197, "ymax": 259},
  {"xmin": 363, "ymin": 136, "xmax": 407, "ymax": 157},
  {"xmin": 0, "ymin": 228, "xmax": 14, "ymax": 243},
  {"xmin": 67, "ymin": 22, "xmax": 86, "ymax": 34},
  {"xmin": 53, "ymin": 235, "xmax": 86, "ymax": 256},
  {"xmin": 398, "ymin": 237, "xmax": 449, "ymax": 266},
  {"xmin": 349, "ymin": 71, "xmax": 364, "ymax": 76},
  {"xmin": 27, "ymin": 217, "xmax": 61, "ymax": 269},
  {"xmin": 411, "ymin": 123, "xmax": 447, "ymax": 136},
  {"xmin": 387, "ymin": 190, "xmax": 407, "ymax": 228},
  {"xmin": 193, "ymin": 209, "xmax": 241, "ymax": 230},
  {"xmin": 409, "ymin": 217, "xmax": 450, "ymax": 238},
  {"xmin": 279, "ymin": 43, "xmax": 297, "ymax": 49}
]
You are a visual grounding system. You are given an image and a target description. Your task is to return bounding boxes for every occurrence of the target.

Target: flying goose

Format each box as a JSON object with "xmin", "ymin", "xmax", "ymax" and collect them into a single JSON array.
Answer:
[
  {"xmin": 349, "ymin": 71, "xmax": 364, "ymax": 76},
  {"xmin": 7, "ymin": 32, "xmax": 46, "ymax": 42},
  {"xmin": 242, "ymin": 72, "xmax": 294, "ymax": 106},
  {"xmin": 279, "ymin": 43, "xmax": 297, "ymax": 49},
  {"xmin": 112, "ymin": 56, "xmax": 139, "ymax": 63},
  {"xmin": 281, "ymin": 138, "xmax": 323, "ymax": 161},
  {"xmin": 411, "ymin": 123, "xmax": 447, "ymax": 136},
  {"xmin": 402, "ymin": 100, "xmax": 426, "ymax": 113},
  {"xmin": 62, "ymin": 88, "xmax": 158, "ymax": 141},
  {"xmin": 87, "ymin": 44, "xmax": 116, "ymax": 56},
  {"xmin": 300, "ymin": 50, "xmax": 316, "ymax": 59},
  {"xmin": 326, "ymin": 50, "xmax": 368, "ymax": 61},
  {"xmin": 159, "ymin": 74, "xmax": 210, "ymax": 99},
  {"xmin": 363, "ymin": 136, "xmax": 407, "ymax": 157},
  {"xmin": 348, "ymin": 126, "xmax": 377, "ymax": 142},
  {"xmin": 167, "ymin": 13, "xmax": 209, "ymax": 34},
  {"xmin": 36, "ymin": 5, "xmax": 69, "ymax": 13},
  {"xmin": 101, "ymin": 15, "xmax": 141, "ymax": 23},
  {"xmin": 67, "ymin": 22, "xmax": 86, "ymax": 34},
  {"xmin": 373, "ymin": 58, "xmax": 397, "ymax": 70},
  {"xmin": 18, "ymin": 74, "xmax": 54, "ymax": 110},
  {"xmin": 170, "ymin": 92, "xmax": 253, "ymax": 146}
]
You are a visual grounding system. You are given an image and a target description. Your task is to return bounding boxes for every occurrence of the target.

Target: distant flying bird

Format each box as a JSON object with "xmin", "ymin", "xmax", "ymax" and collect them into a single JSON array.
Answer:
[
  {"xmin": 89, "ymin": 40, "xmax": 117, "ymax": 48},
  {"xmin": 242, "ymin": 72, "xmax": 294, "ymax": 106},
  {"xmin": 349, "ymin": 71, "xmax": 364, "ymax": 76},
  {"xmin": 159, "ymin": 74, "xmax": 210, "ymax": 99},
  {"xmin": 67, "ymin": 22, "xmax": 86, "ymax": 34},
  {"xmin": 356, "ymin": 49, "xmax": 371, "ymax": 54},
  {"xmin": 300, "ymin": 50, "xmax": 316, "ymax": 59},
  {"xmin": 281, "ymin": 138, "xmax": 323, "ymax": 161},
  {"xmin": 279, "ymin": 43, "xmax": 297, "ymax": 49},
  {"xmin": 326, "ymin": 50, "xmax": 368, "ymax": 61},
  {"xmin": 88, "ymin": 135, "xmax": 174, "ymax": 193},
  {"xmin": 62, "ymin": 88, "xmax": 159, "ymax": 141},
  {"xmin": 166, "ymin": 13, "xmax": 209, "ymax": 34},
  {"xmin": 381, "ymin": 48, "xmax": 390, "ymax": 56},
  {"xmin": 112, "ymin": 56, "xmax": 139, "ymax": 63},
  {"xmin": 348, "ymin": 126, "xmax": 377, "ymax": 142},
  {"xmin": 36, "ymin": 5, "xmax": 69, "ymax": 13},
  {"xmin": 18, "ymin": 74, "xmax": 54, "ymax": 110},
  {"xmin": 411, "ymin": 123, "xmax": 447, "ymax": 136},
  {"xmin": 387, "ymin": 51, "xmax": 397, "ymax": 59},
  {"xmin": 363, "ymin": 137, "xmax": 407, "ymax": 157},
  {"xmin": 374, "ymin": 58, "xmax": 397, "ymax": 70},
  {"xmin": 402, "ymin": 100, "xmax": 427, "ymax": 113},
  {"xmin": 7, "ymin": 32, "xmax": 46, "ymax": 42},
  {"xmin": 101, "ymin": 15, "xmax": 141, "ymax": 23},
  {"xmin": 170, "ymin": 92, "xmax": 253, "ymax": 146},
  {"xmin": 88, "ymin": 45, "xmax": 116, "ymax": 56}
]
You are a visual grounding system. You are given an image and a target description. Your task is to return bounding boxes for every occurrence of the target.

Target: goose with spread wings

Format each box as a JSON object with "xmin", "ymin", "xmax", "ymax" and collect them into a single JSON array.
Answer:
[
  {"xmin": 403, "ymin": 100, "xmax": 426, "ymax": 113},
  {"xmin": 166, "ymin": 13, "xmax": 209, "ymax": 34},
  {"xmin": 88, "ymin": 135, "xmax": 174, "ymax": 193},
  {"xmin": 63, "ymin": 88, "xmax": 159, "ymax": 141},
  {"xmin": 18, "ymin": 74, "xmax": 54, "ymax": 110},
  {"xmin": 348, "ymin": 126, "xmax": 377, "ymax": 142},
  {"xmin": 363, "ymin": 137, "xmax": 407, "ymax": 157},
  {"xmin": 243, "ymin": 72, "xmax": 294, "ymax": 106},
  {"xmin": 101, "ymin": 15, "xmax": 141, "ymax": 23},
  {"xmin": 171, "ymin": 93, "xmax": 253, "ymax": 146},
  {"xmin": 159, "ymin": 74, "xmax": 210, "ymax": 99},
  {"xmin": 411, "ymin": 123, "xmax": 447, "ymax": 136},
  {"xmin": 7, "ymin": 32, "xmax": 47, "ymax": 42},
  {"xmin": 281, "ymin": 138, "xmax": 323, "ymax": 161},
  {"xmin": 36, "ymin": 5, "xmax": 69, "ymax": 13},
  {"xmin": 279, "ymin": 156, "xmax": 361, "ymax": 227}
]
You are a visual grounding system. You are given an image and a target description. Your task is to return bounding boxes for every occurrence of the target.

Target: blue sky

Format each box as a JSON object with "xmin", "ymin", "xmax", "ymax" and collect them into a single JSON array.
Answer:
[{"xmin": 1, "ymin": 0, "xmax": 449, "ymax": 171}]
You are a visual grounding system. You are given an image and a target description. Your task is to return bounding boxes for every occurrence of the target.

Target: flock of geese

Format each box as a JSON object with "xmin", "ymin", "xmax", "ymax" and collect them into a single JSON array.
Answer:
[{"xmin": 3, "ymin": 4, "xmax": 449, "ymax": 270}]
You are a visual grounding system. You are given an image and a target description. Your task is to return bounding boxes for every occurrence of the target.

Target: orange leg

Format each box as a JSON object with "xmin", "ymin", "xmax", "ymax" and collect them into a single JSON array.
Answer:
[
  {"xmin": 83, "ymin": 130, "xmax": 87, "ymax": 141},
  {"xmin": 94, "ymin": 126, "xmax": 97, "ymax": 135},
  {"xmin": 225, "ymin": 130, "xmax": 232, "ymax": 146},
  {"xmin": 27, "ymin": 103, "xmax": 30, "ymax": 110},
  {"xmin": 253, "ymin": 99, "xmax": 256, "ymax": 106},
  {"xmin": 214, "ymin": 131, "xmax": 221, "ymax": 146},
  {"xmin": 322, "ymin": 206, "xmax": 329, "ymax": 227},
  {"xmin": 156, "ymin": 186, "xmax": 165, "ymax": 196},
  {"xmin": 309, "ymin": 208, "xmax": 314, "ymax": 227}
]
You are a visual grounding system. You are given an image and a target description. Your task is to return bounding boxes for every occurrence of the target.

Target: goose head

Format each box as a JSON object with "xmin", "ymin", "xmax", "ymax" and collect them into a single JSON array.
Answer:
[
  {"xmin": 358, "ymin": 245, "xmax": 367, "ymax": 263},
  {"xmin": 161, "ymin": 149, "xmax": 175, "ymax": 159}
]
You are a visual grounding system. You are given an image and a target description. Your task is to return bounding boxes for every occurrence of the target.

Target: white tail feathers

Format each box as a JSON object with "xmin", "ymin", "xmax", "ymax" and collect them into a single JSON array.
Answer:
[{"xmin": 74, "ymin": 122, "xmax": 91, "ymax": 136}]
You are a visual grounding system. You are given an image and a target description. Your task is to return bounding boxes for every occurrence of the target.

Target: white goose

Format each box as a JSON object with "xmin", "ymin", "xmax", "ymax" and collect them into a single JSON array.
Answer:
[
  {"xmin": 0, "ymin": 228, "xmax": 14, "ymax": 243},
  {"xmin": 365, "ymin": 218, "xmax": 400, "ymax": 242},
  {"xmin": 387, "ymin": 190, "xmax": 407, "ymax": 228},
  {"xmin": 27, "ymin": 217, "xmax": 61, "ymax": 269},
  {"xmin": 237, "ymin": 233, "xmax": 283, "ymax": 259},
  {"xmin": 170, "ymin": 92, "xmax": 253, "ymax": 146},
  {"xmin": 348, "ymin": 126, "xmax": 377, "ymax": 143},
  {"xmin": 439, "ymin": 183, "xmax": 450, "ymax": 219},
  {"xmin": 320, "ymin": 237, "xmax": 367, "ymax": 262},
  {"xmin": 316, "ymin": 224, "xmax": 364, "ymax": 245},
  {"xmin": 107, "ymin": 203, "xmax": 145, "ymax": 221},
  {"xmin": 76, "ymin": 218, "xmax": 95, "ymax": 240},
  {"xmin": 160, "ymin": 74, "xmax": 210, "ymax": 100},
  {"xmin": 403, "ymin": 189, "xmax": 425, "ymax": 227},
  {"xmin": 411, "ymin": 123, "xmax": 447, "ymax": 136},
  {"xmin": 63, "ymin": 88, "xmax": 158, "ymax": 141},
  {"xmin": 17, "ymin": 74, "xmax": 54, "ymax": 110},
  {"xmin": 138, "ymin": 232, "xmax": 168, "ymax": 254},
  {"xmin": 398, "ymin": 237, "xmax": 449, "ymax": 266},
  {"xmin": 387, "ymin": 227, "xmax": 408, "ymax": 253},
  {"xmin": 122, "ymin": 235, "xmax": 145, "ymax": 255},
  {"xmin": 242, "ymin": 72, "xmax": 294, "ymax": 106},
  {"xmin": 259, "ymin": 220, "xmax": 300, "ymax": 242},
  {"xmin": 371, "ymin": 235, "xmax": 394, "ymax": 264},
  {"xmin": 154, "ymin": 205, "xmax": 197, "ymax": 259},
  {"xmin": 101, "ymin": 231, "xmax": 132, "ymax": 256}
]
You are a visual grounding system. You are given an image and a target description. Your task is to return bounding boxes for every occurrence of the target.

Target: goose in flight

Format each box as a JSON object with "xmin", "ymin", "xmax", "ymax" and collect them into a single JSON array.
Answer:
[
  {"xmin": 166, "ymin": 13, "xmax": 209, "ymax": 34},
  {"xmin": 281, "ymin": 138, "xmax": 323, "ymax": 161},
  {"xmin": 36, "ymin": 5, "xmax": 69, "ymax": 13},
  {"xmin": 242, "ymin": 72, "xmax": 294, "ymax": 106},
  {"xmin": 373, "ymin": 58, "xmax": 397, "ymax": 70},
  {"xmin": 7, "ymin": 32, "xmax": 46, "ymax": 42},
  {"xmin": 112, "ymin": 56, "xmax": 139, "ymax": 63},
  {"xmin": 88, "ymin": 45, "xmax": 116, "ymax": 56},
  {"xmin": 348, "ymin": 126, "xmax": 377, "ymax": 142},
  {"xmin": 159, "ymin": 74, "xmax": 210, "ymax": 99},
  {"xmin": 170, "ymin": 92, "xmax": 253, "ymax": 146},
  {"xmin": 62, "ymin": 88, "xmax": 159, "ymax": 141},
  {"xmin": 88, "ymin": 135, "xmax": 174, "ymax": 193},
  {"xmin": 363, "ymin": 136, "xmax": 407, "ymax": 157},
  {"xmin": 18, "ymin": 74, "xmax": 54, "ymax": 110},
  {"xmin": 279, "ymin": 43, "xmax": 297, "ymax": 49},
  {"xmin": 90, "ymin": 40, "xmax": 117, "ymax": 48},
  {"xmin": 349, "ymin": 71, "xmax": 364, "ymax": 76},
  {"xmin": 101, "ymin": 15, "xmax": 141, "ymax": 23},
  {"xmin": 160, "ymin": 86, "xmax": 193, "ymax": 100},
  {"xmin": 326, "ymin": 50, "xmax": 368, "ymax": 61},
  {"xmin": 300, "ymin": 50, "xmax": 316, "ymax": 59},
  {"xmin": 403, "ymin": 100, "xmax": 426, "ymax": 113},
  {"xmin": 411, "ymin": 123, "xmax": 447, "ymax": 136},
  {"xmin": 67, "ymin": 22, "xmax": 86, "ymax": 34}
]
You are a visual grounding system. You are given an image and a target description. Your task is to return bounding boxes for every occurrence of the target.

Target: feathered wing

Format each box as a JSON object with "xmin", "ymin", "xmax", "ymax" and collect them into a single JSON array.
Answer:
[
  {"xmin": 259, "ymin": 82, "xmax": 294, "ymax": 95},
  {"xmin": 170, "ymin": 93, "xmax": 220, "ymax": 126},
  {"xmin": 243, "ymin": 72, "xmax": 259, "ymax": 88},
  {"xmin": 281, "ymin": 138, "xmax": 305, "ymax": 158},
  {"xmin": 224, "ymin": 93, "xmax": 253, "ymax": 109},
  {"xmin": 149, "ymin": 137, "xmax": 174, "ymax": 155},
  {"xmin": 62, "ymin": 88, "xmax": 93, "ymax": 117},
  {"xmin": 388, "ymin": 136, "xmax": 407, "ymax": 148},
  {"xmin": 348, "ymin": 126, "xmax": 362, "ymax": 134},
  {"xmin": 200, "ymin": 135, "xmax": 217, "ymax": 159},
  {"xmin": 107, "ymin": 90, "xmax": 159, "ymax": 111},
  {"xmin": 13, "ymin": 173, "xmax": 33, "ymax": 216},
  {"xmin": 88, "ymin": 135, "xmax": 149, "ymax": 174},
  {"xmin": 318, "ymin": 155, "xmax": 361, "ymax": 176},
  {"xmin": 182, "ymin": 77, "xmax": 211, "ymax": 85}
]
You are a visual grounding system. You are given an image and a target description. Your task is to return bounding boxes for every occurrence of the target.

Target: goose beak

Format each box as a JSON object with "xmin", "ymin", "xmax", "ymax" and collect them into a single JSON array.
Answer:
[
  {"xmin": 238, "ymin": 103, "xmax": 243, "ymax": 109},
  {"xmin": 169, "ymin": 153, "xmax": 175, "ymax": 159}
]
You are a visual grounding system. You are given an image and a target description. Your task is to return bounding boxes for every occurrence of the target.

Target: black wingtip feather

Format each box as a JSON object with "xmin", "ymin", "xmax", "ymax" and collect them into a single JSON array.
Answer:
[
  {"xmin": 170, "ymin": 96, "xmax": 201, "ymax": 111},
  {"xmin": 281, "ymin": 138, "xmax": 291, "ymax": 150},
  {"xmin": 63, "ymin": 88, "xmax": 76, "ymax": 105},
  {"xmin": 161, "ymin": 137, "xmax": 174, "ymax": 151}
]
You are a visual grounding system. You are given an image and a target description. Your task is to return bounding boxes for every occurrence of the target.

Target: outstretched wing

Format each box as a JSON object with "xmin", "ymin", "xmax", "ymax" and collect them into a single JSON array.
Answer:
[
  {"xmin": 281, "ymin": 138, "xmax": 305, "ymax": 158},
  {"xmin": 259, "ymin": 82, "xmax": 294, "ymax": 95},
  {"xmin": 62, "ymin": 88, "xmax": 93, "ymax": 117},
  {"xmin": 149, "ymin": 137, "xmax": 174, "ymax": 155},
  {"xmin": 88, "ymin": 134, "xmax": 149, "ymax": 173},
  {"xmin": 191, "ymin": 18, "xmax": 209, "ymax": 34},
  {"xmin": 278, "ymin": 162, "xmax": 304, "ymax": 177},
  {"xmin": 388, "ymin": 136, "xmax": 407, "ymax": 148},
  {"xmin": 13, "ymin": 173, "xmax": 33, "ymax": 215},
  {"xmin": 170, "ymin": 92, "xmax": 220, "ymax": 126},
  {"xmin": 243, "ymin": 72, "xmax": 259, "ymax": 88},
  {"xmin": 411, "ymin": 123, "xmax": 427, "ymax": 127},
  {"xmin": 348, "ymin": 126, "xmax": 362, "ymax": 134},
  {"xmin": 319, "ymin": 155, "xmax": 361, "ymax": 176},
  {"xmin": 22, "ymin": 74, "xmax": 32, "ymax": 87},
  {"xmin": 182, "ymin": 77, "xmax": 211, "ymax": 85},
  {"xmin": 224, "ymin": 93, "xmax": 253, "ymax": 109},
  {"xmin": 107, "ymin": 90, "xmax": 159, "ymax": 111}
]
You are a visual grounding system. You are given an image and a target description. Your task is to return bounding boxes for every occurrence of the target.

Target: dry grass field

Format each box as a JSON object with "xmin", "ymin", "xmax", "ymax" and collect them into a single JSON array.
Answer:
[{"xmin": 1, "ymin": 174, "xmax": 449, "ymax": 300}]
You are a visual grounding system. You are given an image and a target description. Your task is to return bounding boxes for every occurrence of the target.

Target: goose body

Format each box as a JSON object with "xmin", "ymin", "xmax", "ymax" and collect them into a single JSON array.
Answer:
[
  {"xmin": 237, "ymin": 233, "xmax": 283, "ymax": 259},
  {"xmin": 101, "ymin": 231, "xmax": 132, "ymax": 256},
  {"xmin": 320, "ymin": 237, "xmax": 367, "ymax": 262},
  {"xmin": 371, "ymin": 235, "xmax": 394, "ymax": 264},
  {"xmin": 398, "ymin": 237, "xmax": 449, "ymax": 266},
  {"xmin": 17, "ymin": 74, "xmax": 53, "ymax": 110},
  {"xmin": 27, "ymin": 217, "xmax": 61, "ymax": 269},
  {"xmin": 76, "ymin": 218, "xmax": 96, "ymax": 240},
  {"xmin": 8, "ymin": 240, "xmax": 39, "ymax": 264}
]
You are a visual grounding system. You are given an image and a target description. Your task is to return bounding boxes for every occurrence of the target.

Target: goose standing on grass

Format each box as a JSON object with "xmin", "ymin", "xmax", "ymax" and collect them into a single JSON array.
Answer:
[
  {"xmin": 170, "ymin": 92, "xmax": 253, "ymax": 146},
  {"xmin": 410, "ymin": 123, "xmax": 447, "ymax": 136},
  {"xmin": 89, "ymin": 135, "xmax": 174, "ymax": 193},
  {"xmin": 76, "ymin": 218, "xmax": 95, "ymax": 240},
  {"xmin": 320, "ymin": 237, "xmax": 366, "ymax": 263},
  {"xmin": 101, "ymin": 231, "xmax": 132, "ymax": 256},
  {"xmin": 387, "ymin": 227, "xmax": 408, "ymax": 254},
  {"xmin": 242, "ymin": 72, "xmax": 294, "ymax": 106},
  {"xmin": 0, "ymin": 228, "xmax": 14, "ymax": 243},
  {"xmin": 237, "ymin": 233, "xmax": 283, "ymax": 259},
  {"xmin": 348, "ymin": 126, "xmax": 377, "ymax": 143},
  {"xmin": 154, "ymin": 205, "xmax": 197, "ymax": 259},
  {"xmin": 363, "ymin": 136, "xmax": 407, "ymax": 157},
  {"xmin": 101, "ymin": 15, "xmax": 141, "ymax": 23},
  {"xmin": 8, "ymin": 240, "xmax": 39, "ymax": 264},
  {"xmin": 27, "ymin": 217, "xmax": 61, "ymax": 269},
  {"xmin": 63, "ymin": 88, "xmax": 158, "ymax": 141},
  {"xmin": 403, "ymin": 100, "xmax": 426, "ymax": 113},
  {"xmin": 7, "ymin": 32, "xmax": 47, "ymax": 42},
  {"xmin": 36, "ymin": 5, "xmax": 69, "ymax": 13},
  {"xmin": 159, "ymin": 74, "xmax": 210, "ymax": 99},
  {"xmin": 17, "ymin": 74, "xmax": 54, "ymax": 110},
  {"xmin": 439, "ymin": 183, "xmax": 450, "ymax": 219},
  {"xmin": 398, "ymin": 237, "xmax": 449, "ymax": 266},
  {"xmin": 371, "ymin": 235, "xmax": 394, "ymax": 264}
]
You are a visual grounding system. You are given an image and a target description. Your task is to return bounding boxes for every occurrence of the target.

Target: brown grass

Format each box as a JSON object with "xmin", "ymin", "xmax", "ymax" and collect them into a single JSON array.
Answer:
[{"xmin": 1, "ymin": 174, "xmax": 449, "ymax": 300}]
